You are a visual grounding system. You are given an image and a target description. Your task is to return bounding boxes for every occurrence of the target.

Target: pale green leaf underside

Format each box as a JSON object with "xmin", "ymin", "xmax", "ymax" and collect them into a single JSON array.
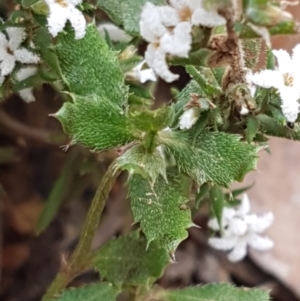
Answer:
[
  {"xmin": 158, "ymin": 283, "xmax": 270, "ymax": 301},
  {"xmin": 163, "ymin": 131, "xmax": 258, "ymax": 186},
  {"xmin": 128, "ymin": 175, "xmax": 192, "ymax": 253},
  {"xmin": 115, "ymin": 145, "xmax": 166, "ymax": 184},
  {"xmin": 56, "ymin": 94, "xmax": 135, "ymax": 151},
  {"xmin": 92, "ymin": 232, "xmax": 169, "ymax": 288},
  {"xmin": 55, "ymin": 24, "xmax": 128, "ymax": 106},
  {"xmin": 50, "ymin": 283, "xmax": 118, "ymax": 301}
]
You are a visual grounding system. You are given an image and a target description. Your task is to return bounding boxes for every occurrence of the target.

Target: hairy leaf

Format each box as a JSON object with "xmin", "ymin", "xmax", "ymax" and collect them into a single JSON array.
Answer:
[
  {"xmin": 115, "ymin": 145, "xmax": 166, "ymax": 184},
  {"xmin": 128, "ymin": 174, "xmax": 192, "ymax": 253},
  {"xmin": 50, "ymin": 283, "xmax": 118, "ymax": 301},
  {"xmin": 97, "ymin": 0, "xmax": 166, "ymax": 35},
  {"xmin": 55, "ymin": 24, "xmax": 128, "ymax": 106},
  {"xmin": 55, "ymin": 94, "xmax": 135, "ymax": 151},
  {"xmin": 209, "ymin": 186, "xmax": 225, "ymax": 231},
  {"xmin": 246, "ymin": 115, "xmax": 259, "ymax": 143},
  {"xmin": 161, "ymin": 131, "xmax": 258, "ymax": 186},
  {"xmin": 156, "ymin": 283, "xmax": 270, "ymax": 301},
  {"xmin": 92, "ymin": 232, "xmax": 169, "ymax": 288}
]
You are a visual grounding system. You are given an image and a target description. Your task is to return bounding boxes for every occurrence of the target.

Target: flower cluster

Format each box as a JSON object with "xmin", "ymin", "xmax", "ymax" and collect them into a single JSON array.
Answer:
[
  {"xmin": 44, "ymin": 0, "xmax": 86, "ymax": 39},
  {"xmin": 208, "ymin": 194, "xmax": 274, "ymax": 262},
  {"xmin": 139, "ymin": 0, "xmax": 226, "ymax": 83},
  {"xmin": 0, "ymin": 27, "xmax": 40, "ymax": 102},
  {"xmin": 248, "ymin": 44, "xmax": 300, "ymax": 123}
]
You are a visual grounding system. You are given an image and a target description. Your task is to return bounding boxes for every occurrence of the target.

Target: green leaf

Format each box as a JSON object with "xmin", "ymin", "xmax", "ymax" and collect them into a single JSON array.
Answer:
[
  {"xmin": 97, "ymin": 0, "xmax": 123, "ymax": 25},
  {"xmin": 116, "ymin": 145, "xmax": 166, "ymax": 184},
  {"xmin": 121, "ymin": 0, "xmax": 166, "ymax": 35},
  {"xmin": 186, "ymin": 66, "xmax": 223, "ymax": 98},
  {"xmin": 162, "ymin": 131, "xmax": 258, "ymax": 186},
  {"xmin": 156, "ymin": 283, "xmax": 270, "ymax": 301},
  {"xmin": 55, "ymin": 24, "xmax": 128, "ymax": 106},
  {"xmin": 55, "ymin": 94, "xmax": 135, "ymax": 151},
  {"xmin": 97, "ymin": 0, "xmax": 166, "ymax": 35},
  {"xmin": 246, "ymin": 115, "xmax": 259, "ymax": 143},
  {"xmin": 209, "ymin": 186, "xmax": 224, "ymax": 230},
  {"xmin": 130, "ymin": 107, "xmax": 174, "ymax": 132},
  {"xmin": 50, "ymin": 283, "xmax": 118, "ymax": 301},
  {"xmin": 21, "ymin": 0, "xmax": 40, "ymax": 8},
  {"xmin": 195, "ymin": 183, "xmax": 210, "ymax": 208},
  {"xmin": 128, "ymin": 174, "xmax": 192, "ymax": 253},
  {"xmin": 257, "ymin": 114, "xmax": 300, "ymax": 140},
  {"xmin": 92, "ymin": 232, "xmax": 169, "ymax": 288}
]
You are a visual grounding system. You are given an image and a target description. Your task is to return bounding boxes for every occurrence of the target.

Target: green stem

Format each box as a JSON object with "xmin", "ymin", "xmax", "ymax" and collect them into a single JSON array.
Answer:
[{"xmin": 42, "ymin": 161, "xmax": 120, "ymax": 300}]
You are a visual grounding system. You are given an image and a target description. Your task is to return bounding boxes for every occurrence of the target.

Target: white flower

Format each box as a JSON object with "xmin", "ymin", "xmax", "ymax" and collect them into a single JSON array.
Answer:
[
  {"xmin": 97, "ymin": 23, "xmax": 132, "ymax": 43},
  {"xmin": 208, "ymin": 194, "xmax": 274, "ymax": 262},
  {"xmin": 179, "ymin": 107, "xmax": 199, "ymax": 129},
  {"xmin": 0, "ymin": 27, "xmax": 40, "ymax": 77},
  {"xmin": 15, "ymin": 67, "xmax": 38, "ymax": 103},
  {"xmin": 126, "ymin": 60, "xmax": 156, "ymax": 83},
  {"xmin": 248, "ymin": 44, "xmax": 300, "ymax": 122},
  {"xmin": 139, "ymin": 1, "xmax": 226, "ymax": 83},
  {"xmin": 44, "ymin": 0, "xmax": 86, "ymax": 39}
]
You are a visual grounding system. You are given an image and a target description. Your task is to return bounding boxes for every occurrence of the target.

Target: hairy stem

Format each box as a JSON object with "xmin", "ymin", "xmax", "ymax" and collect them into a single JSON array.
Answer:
[{"xmin": 42, "ymin": 161, "xmax": 120, "ymax": 300}]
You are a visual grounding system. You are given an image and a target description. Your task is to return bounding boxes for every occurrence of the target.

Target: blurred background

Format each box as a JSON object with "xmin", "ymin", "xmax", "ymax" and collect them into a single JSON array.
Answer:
[{"xmin": 1, "ymin": 2, "xmax": 300, "ymax": 301}]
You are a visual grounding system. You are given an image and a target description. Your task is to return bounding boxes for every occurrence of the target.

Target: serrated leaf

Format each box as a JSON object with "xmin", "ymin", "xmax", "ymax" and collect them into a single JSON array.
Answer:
[
  {"xmin": 186, "ymin": 66, "xmax": 223, "ymax": 98},
  {"xmin": 92, "ymin": 232, "xmax": 169, "ymax": 288},
  {"xmin": 50, "ymin": 283, "xmax": 118, "ymax": 301},
  {"xmin": 115, "ymin": 144, "xmax": 166, "ymax": 184},
  {"xmin": 156, "ymin": 283, "xmax": 270, "ymax": 301},
  {"xmin": 246, "ymin": 115, "xmax": 259, "ymax": 143},
  {"xmin": 129, "ymin": 107, "xmax": 174, "ymax": 132},
  {"xmin": 128, "ymin": 174, "xmax": 192, "ymax": 253},
  {"xmin": 55, "ymin": 94, "xmax": 135, "ymax": 151},
  {"xmin": 161, "ymin": 131, "xmax": 258, "ymax": 186},
  {"xmin": 55, "ymin": 24, "xmax": 128, "ymax": 106},
  {"xmin": 257, "ymin": 114, "xmax": 300, "ymax": 140}
]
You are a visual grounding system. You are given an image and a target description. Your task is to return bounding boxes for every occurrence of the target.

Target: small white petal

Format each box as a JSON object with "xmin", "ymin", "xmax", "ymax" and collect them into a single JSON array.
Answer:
[
  {"xmin": 6, "ymin": 27, "xmax": 26, "ymax": 51},
  {"xmin": 240, "ymin": 106, "xmax": 249, "ymax": 116},
  {"xmin": 0, "ymin": 53, "xmax": 16, "ymax": 76},
  {"xmin": 47, "ymin": 3, "xmax": 68, "ymax": 37},
  {"xmin": 145, "ymin": 44, "xmax": 179, "ymax": 83},
  {"xmin": 228, "ymin": 218, "xmax": 247, "ymax": 236},
  {"xmin": 169, "ymin": 0, "xmax": 200, "ymax": 12},
  {"xmin": 179, "ymin": 108, "xmax": 199, "ymax": 129},
  {"xmin": 19, "ymin": 88, "xmax": 35, "ymax": 103},
  {"xmin": 139, "ymin": 2, "xmax": 168, "ymax": 43},
  {"xmin": 278, "ymin": 85, "xmax": 300, "ymax": 122},
  {"xmin": 126, "ymin": 61, "xmax": 156, "ymax": 83},
  {"xmin": 160, "ymin": 22, "xmax": 192, "ymax": 57},
  {"xmin": 247, "ymin": 233, "xmax": 274, "ymax": 251},
  {"xmin": 245, "ymin": 212, "xmax": 274, "ymax": 233},
  {"xmin": 292, "ymin": 44, "xmax": 300, "ymax": 70},
  {"xmin": 97, "ymin": 23, "xmax": 132, "ymax": 43},
  {"xmin": 15, "ymin": 66, "xmax": 37, "ymax": 81},
  {"xmin": 14, "ymin": 48, "xmax": 40, "ymax": 64},
  {"xmin": 0, "ymin": 32, "xmax": 8, "ymax": 48},
  {"xmin": 228, "ymin": 241, "xmax": 247, "ymax": 262},
  {"xmin": 248, "ymin": 69, "xmax": 284, "ymax": 89},
  {"xmin": 207, "ymin": 218, "xmax": 221, "ymax": 231},
  {"xmin": 68, "ymin": 6, "xmax": 86, "ymax": 39},
  {"xmin": 192, "ymin": 8, "xmax": 226, "ymax": 27},
  {"xmin": 209, "ymin": 236, "xmax": 237, "ymax": 251},
  {"xmin": 222, "ymin": 208, "xmax": 236, "ymax": 220},
  {"xmin": 273, "ymin": 49, "xmax": 293, "ymax": 75},
  {"xmin": 68, "ymin": 0, "xmax": 83, "ymax": 5},
  {"xmin": 236, "ymin": 194, "xmax": 251, "ymax": 215},
  {"xmin": 158, "ymin": 6, "xmax": 180, "ymax": 27}
]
